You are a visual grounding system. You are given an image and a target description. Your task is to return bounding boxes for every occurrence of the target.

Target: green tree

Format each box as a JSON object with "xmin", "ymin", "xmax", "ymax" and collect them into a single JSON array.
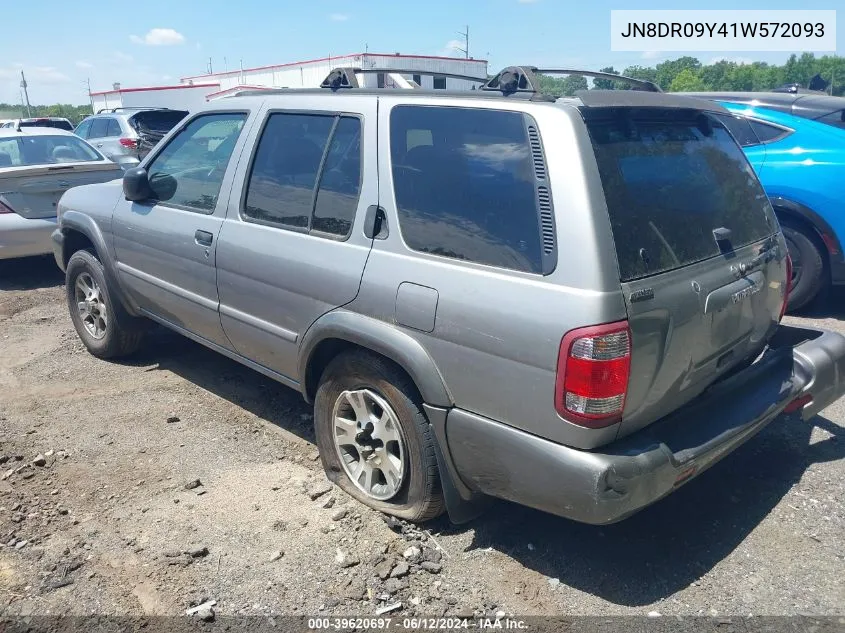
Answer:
[
  {"xmin": 655, "ymin": 56, "xmax": 702, "ymax": 90},
  {"xmin": 669, "ymin": 68, "xmax": 706, "ymax": 92},
  {"xmin": 593, "ymin": 66, "xmax": 620, "ymax": 90}
]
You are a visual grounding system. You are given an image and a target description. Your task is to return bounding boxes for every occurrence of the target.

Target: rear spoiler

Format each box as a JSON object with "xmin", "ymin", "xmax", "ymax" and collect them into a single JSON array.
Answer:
[{"xmin": 575, "ymin": 90, "xmax": 730, "ymax": 113}]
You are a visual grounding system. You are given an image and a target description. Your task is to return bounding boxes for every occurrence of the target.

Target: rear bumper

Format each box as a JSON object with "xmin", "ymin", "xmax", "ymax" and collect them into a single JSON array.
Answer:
[
  {"xmin": 446, "ymin": 325, "xmax": 845, "ymax": 524},
  {"xmin": 0, "ymin": 214, "xmax": 57, "ymax": 260}
]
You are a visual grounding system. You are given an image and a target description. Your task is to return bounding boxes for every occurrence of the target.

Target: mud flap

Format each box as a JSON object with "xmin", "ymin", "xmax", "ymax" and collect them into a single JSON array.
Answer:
[{"xmin": 423, "ymin": 404, "xmax": 490, "ymax": 524}]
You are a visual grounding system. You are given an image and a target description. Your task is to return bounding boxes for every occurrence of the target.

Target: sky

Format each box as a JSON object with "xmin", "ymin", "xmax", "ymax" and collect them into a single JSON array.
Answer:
[{"xmin": 1, "ymin": 0, "xmax": 842, "ymax": 106}]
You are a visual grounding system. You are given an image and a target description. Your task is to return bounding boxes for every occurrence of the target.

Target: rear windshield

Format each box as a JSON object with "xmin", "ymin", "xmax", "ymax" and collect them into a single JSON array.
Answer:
[
  {"xmin": 0, "ymin": 135, "xmax": 102, "ymax": 167},
  {"xmin": 20, "ymin": 119, "xmax": 74, "ymax": 131},
  {"xmin": 585, "ymin": 108, "xmax": 776, "ymax": 282},
  {"xmin": 129, "ymin": 110, "xmax": 188, "ymax": 133}
]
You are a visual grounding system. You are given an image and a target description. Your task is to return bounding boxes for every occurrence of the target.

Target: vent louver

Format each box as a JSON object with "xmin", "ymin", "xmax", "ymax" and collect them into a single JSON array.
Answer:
[
  {"xmin": 527, "ymin": 125, "xmax": 546, "ymax": 180},
  {"xmin": 538, "ymin": 186, "xmax": 554, "ymax": 254}
]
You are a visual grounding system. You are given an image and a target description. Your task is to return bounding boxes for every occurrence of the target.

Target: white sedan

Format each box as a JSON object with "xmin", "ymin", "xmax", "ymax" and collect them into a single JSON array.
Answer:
[{"xmin": 0, "ymin": 127, "xmax": 122, "ymax": 260}]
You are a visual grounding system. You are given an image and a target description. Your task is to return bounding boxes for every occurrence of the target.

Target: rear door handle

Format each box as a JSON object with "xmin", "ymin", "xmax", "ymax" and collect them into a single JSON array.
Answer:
[{"xmin": 194, "ymin": 230, "xmax": 213, "ymax": 247}]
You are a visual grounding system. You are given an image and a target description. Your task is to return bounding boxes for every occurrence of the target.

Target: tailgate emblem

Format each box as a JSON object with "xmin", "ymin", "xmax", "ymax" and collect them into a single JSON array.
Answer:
[
  {"xmin": 629, "ymin": 288, "xmax": 654, "ymax": 303},
  {"xmin": 731, "ymin": 283, "xmax": 761, "ymax": 303}
]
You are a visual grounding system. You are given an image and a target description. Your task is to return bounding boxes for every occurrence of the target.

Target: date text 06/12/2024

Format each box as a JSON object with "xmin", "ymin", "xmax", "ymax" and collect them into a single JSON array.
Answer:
[{"xmin": 307, "ymin": 617, "xmax": 529, "ymax": 630}]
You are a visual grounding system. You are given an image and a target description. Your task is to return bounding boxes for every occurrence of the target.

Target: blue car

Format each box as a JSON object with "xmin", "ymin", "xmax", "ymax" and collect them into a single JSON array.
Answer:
[{"xmin": 694, "ymin": 91, "xmax": 845, "ymax": 310}]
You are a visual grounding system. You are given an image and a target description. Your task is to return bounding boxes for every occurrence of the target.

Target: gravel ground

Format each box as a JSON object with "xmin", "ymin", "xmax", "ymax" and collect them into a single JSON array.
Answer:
[{"xmin": 0, "ymin": 256, "xmax": 843, "ymax": 619}]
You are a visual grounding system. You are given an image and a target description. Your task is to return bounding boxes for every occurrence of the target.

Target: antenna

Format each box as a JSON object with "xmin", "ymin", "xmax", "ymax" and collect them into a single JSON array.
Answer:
[
  {"xmin": 454, "ymin": 25, "xmax": 469, "ymax": 59},
  {"xmin": 20, "ymin": 70, "xmax": 32, "ymax": 118}
]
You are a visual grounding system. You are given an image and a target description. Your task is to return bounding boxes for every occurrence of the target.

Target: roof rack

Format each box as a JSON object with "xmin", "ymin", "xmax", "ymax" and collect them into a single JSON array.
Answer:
[
  {"xmin": 95, "ymin": 106, "xmax": 175, "ymax": 114},
  {"xmin": 319, "ymin": 67, "xmax": 488, "ymax": 90},
  {"xmin": 480, "ymin": 66, "xmax": 661, "ymax": 95},
  {"xmin": 230, "ymin": 64, "xmax": 661, "ymax": 100}
]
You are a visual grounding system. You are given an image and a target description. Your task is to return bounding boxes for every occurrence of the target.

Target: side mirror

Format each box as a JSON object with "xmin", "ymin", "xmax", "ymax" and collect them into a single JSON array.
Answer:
[{"xmin": 123, "ymin": 167, "xmax": 154, "ymax": 202}]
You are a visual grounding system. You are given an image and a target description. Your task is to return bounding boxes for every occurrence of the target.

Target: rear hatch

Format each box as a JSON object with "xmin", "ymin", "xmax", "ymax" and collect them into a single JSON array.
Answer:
[
  {"xmin": 0, "ymin": 162, "xmax": 121, "ymax": 219},
  {"xmin": 128, "ymin": 110, "xmax": 188, "ymax": 157},
  {"xmin": 583, "ymin": 107, "xmax": 788, "ymax": 438}
]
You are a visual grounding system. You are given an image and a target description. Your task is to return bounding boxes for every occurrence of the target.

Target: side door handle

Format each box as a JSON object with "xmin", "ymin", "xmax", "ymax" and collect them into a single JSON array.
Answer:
[{"xmin": 194, "ymin": 230, "xmax": 213, "ymax": 247}]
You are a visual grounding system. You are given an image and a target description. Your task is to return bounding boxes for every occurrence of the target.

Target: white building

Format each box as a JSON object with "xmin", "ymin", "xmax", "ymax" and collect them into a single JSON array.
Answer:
[
  {"xmin": 89, "ymin": 53, "xmax": 488, "ymax": 112},
  {"xmin": 89, "ymin": 82, "xmax": 220, "ymax": 114}
]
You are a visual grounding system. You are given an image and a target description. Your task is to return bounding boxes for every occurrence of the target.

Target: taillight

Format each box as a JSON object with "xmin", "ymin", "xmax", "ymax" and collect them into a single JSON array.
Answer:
[
  {"xmin": 119, "ymin": 138, "xmax": 138, "ymax": 149},
  {"xmin": 779, "ymin": 254, "xmax": 792, "ymax": 321},
  {"xmin": 555, "ymin": 321, "xmax": 631, "ymax": 428},
  {"xmin": 0, "ymin": 200, "xmax": 15, "ymax": 214}
]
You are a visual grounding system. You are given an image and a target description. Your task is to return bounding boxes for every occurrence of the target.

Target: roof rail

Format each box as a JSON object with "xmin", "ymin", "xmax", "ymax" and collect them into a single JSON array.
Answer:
[
  {"xmin": 319, "ymin": 67, "xmax": 488, "ymax": 91},
  {"xmin": 481, "ymin": 66, "xmax": 661, "ymax": 95},
  {"xmin": 95, "ymin": 106, "xmax": 174, "ymax": 114}
]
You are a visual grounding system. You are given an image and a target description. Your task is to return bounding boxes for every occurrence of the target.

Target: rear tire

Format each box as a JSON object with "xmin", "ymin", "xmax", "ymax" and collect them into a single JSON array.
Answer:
[
  {"xmin": 66, "ymin": 249, "xmax": 145, "ymax": 359},
  {"xmin": 781, "ymin": 223, "xmax": 825, "ymax": 312},
  {"xmin": 314, "ymin": 351, "xmax": 444, "ymax": 522}
]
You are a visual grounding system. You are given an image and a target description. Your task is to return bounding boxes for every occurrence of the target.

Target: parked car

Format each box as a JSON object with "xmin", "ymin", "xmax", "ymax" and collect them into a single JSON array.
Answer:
[
  {"xmin": 1, "ymin": 117, "xmax": 75, "ymax": 132},
  {"xmin": 51, "ymin": 70, "xmax": 845, "ymax": 525},
  {"xmin": 0, "ymin": 127, "xmax": 122, "ymax": 260},
  {"xmin": 689, "ymin": 91, "xmax": 845, "ymax": 310},
  {"xmin": 74, "ymin": 108, "xmax": 188, "ymax": 170}
]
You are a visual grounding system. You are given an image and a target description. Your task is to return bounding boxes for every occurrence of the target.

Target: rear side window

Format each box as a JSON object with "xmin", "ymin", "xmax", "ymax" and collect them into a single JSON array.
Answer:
[
  {"xmin": 585, "ymin": 109, "xmax": 776, "ymax": 282},
  {"xmin": 390, "ymin": 105, "xmax": 551, "ymax": 274},
  {"xmin": 243, "ymin": 113, "xmax": 362, "ymax": 238},
  {"xmin": 715, "ymin": 113, "xmax": 758, "ymax": 147},
  {"xmin": 749, "ymin": 120, "xmax": 791, "ymax": 144},
  {"xmin": 106, "ymin": 118, "xmax": 122, "ymax": 137}
]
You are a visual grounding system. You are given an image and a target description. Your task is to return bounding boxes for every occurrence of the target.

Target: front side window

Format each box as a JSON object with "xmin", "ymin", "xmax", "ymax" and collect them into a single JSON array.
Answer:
[
  {"xmin": 390, "ymin": 105, "xmax": 545, "ymax": 273},
  {"xmin": 145, "ymin": 112, "xmax": 246, "ymax": 213},
  {"xmin": 75, "ymin": 119, "xmax": 92, "ymax": 138},
  {"xmin": 243, "ymin": 113, "xmax": 362, "ymax": 238}
]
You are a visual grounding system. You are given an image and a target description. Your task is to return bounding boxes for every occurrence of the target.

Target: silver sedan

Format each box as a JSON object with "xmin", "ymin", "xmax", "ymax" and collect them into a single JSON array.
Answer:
[{"xmin": 0, "ymin": 127, "xmax": 122, "ymax": 259}]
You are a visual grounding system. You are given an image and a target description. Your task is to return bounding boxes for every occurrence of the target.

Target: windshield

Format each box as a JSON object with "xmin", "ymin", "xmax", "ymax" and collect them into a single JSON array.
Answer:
[
  {"xmin": 0, "ymin": 135, "xmax": 103, "ymax": 167},
  {"xmin": 585, "ymin": 108, "xmax": 777, "ymax": 282}
]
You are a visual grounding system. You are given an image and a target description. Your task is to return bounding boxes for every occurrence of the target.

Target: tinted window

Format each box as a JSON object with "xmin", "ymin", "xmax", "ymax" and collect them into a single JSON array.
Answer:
[
  {"xmin": 88, "ymin": 118, "xmax": 109, "ymax": 139},
  {"xmin": 106, "ymin": 118, "xmax": 122, "ymax": 137},
  {"xmin": 145, "ymin": 112, "xmax": 246, "ymax": 213},
  {"xmin": 313, "ymin": 117, "xmax": 362, "ymax": 236},
  {"xmin": 749, "ymin": 120, "xmax": 791, "ymax": 144},
  {"xmin": 716, "ymin": 114, "xmax": 758, "ymax": 147},
  {"xmin": 390, "ymin": 105, "xmax": 544, "ymax": 273},
  {"xmin": 244, "ymin": 114, "xmax": 334, "ymax": 229},
  {"xmin": 433, "ymin": 77, "xmax": 446, "ymax": 90},
  {"xmin": 74, "ymin": 119, "xmax": 92, "ymax": 138},
  {"xmin": 0, "ymin": 135, "xmax": 101, "ymax": 166},
  {"xmin": 585, "ymin": 109, "xmax": 776, "ymax": 282}
]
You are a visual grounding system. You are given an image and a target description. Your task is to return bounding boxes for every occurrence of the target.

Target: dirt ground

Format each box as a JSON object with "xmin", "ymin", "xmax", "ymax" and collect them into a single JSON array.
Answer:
[{"xmin": 1, "ymin": 256, "xmax": 843, "ymax": 619}]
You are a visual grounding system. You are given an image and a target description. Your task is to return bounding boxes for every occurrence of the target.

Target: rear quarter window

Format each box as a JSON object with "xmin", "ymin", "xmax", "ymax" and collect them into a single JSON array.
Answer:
[
  {"xmin": 389, "ymin": 105, "xmax": 550, "ymax": 274},
  {"xmin": 585, "ymin": 108, "xmax": 777, "ymax": 282}
]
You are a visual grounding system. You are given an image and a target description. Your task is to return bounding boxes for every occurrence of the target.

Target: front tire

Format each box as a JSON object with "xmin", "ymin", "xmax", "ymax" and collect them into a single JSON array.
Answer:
[
  {"xmin": 314, "ymin": 351, "xmax": 444, "ymax": 522},
  {"xmin": 781, "ymin": 223, "xmax": 826, "ymax": 312},
  {"xmin": 65, "ymin": 250, "xmax": 145, "ymax": 359}
]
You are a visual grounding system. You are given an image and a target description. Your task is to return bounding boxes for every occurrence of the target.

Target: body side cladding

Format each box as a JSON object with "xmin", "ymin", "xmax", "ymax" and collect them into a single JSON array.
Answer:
[
  {"xmin": 54, "ymin": 210, "xmax": 141, "ymax": 317},
  {"xmin": 297, "ymin": 310, "xmax": 453, "ymax": 407}
]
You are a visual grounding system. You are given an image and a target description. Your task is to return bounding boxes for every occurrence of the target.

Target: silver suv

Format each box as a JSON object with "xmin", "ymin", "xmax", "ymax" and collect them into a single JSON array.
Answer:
[
  {"xmin": 74, "ymin": 108, "xmax": 187, "ymax": 170},
  {"xmin": 51, "ymin": 67, "xmax": 845, "ymax": 525}
]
